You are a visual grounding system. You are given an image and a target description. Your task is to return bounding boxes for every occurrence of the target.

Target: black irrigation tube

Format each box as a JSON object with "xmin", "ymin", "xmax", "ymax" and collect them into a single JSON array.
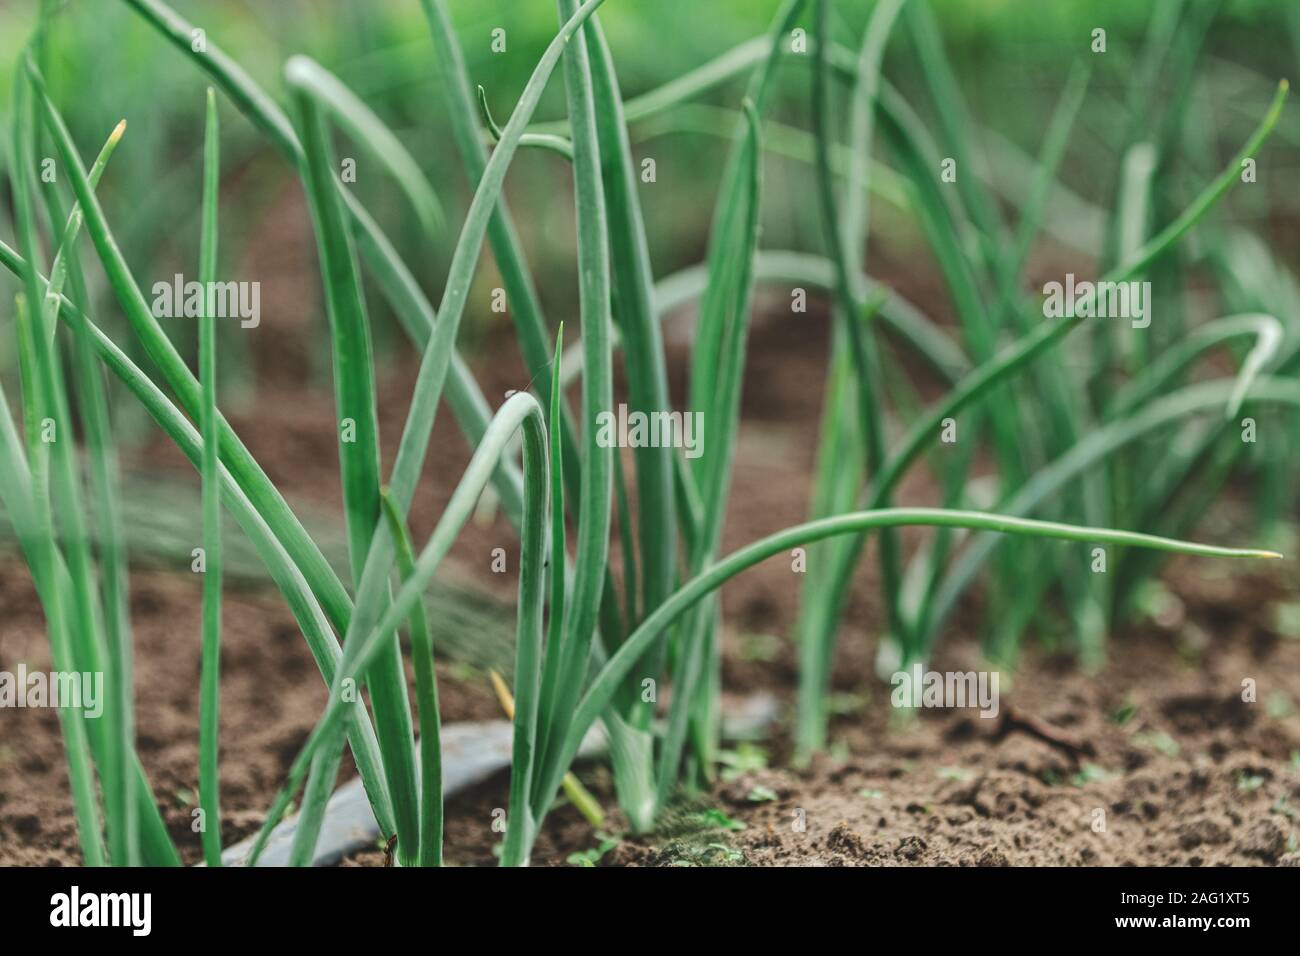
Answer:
[{"xmin": 216, "ymin": 696, "xmax": 777, "ymax": 866}]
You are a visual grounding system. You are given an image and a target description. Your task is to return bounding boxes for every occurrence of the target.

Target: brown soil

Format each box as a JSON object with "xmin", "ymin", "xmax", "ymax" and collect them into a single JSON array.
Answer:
[
  {"xmin": 717, "ymin": 561, "xmax": 1300, "ymax": 867},
  {"xmin": 0, "ymin": 558, "xmax": 505, "ymax": 866},
  {"xmin": 2, "ymin": 253, "xmax": 1297, "ymax": 866},
  {"xmin": 344, "ymin": 560, "xmax": 1300, "ymax": 868}
]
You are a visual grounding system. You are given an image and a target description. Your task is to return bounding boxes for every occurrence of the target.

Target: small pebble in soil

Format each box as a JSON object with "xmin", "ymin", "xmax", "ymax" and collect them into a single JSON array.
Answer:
[
  {"xmin": 1177, "ymin": 816, "xmax": 1231, "ymax": 850},
  {"xmin": 1239, "ymin": 818, "xmax": 1287, "ymax": 861},
  {"xmin": 826, "ymin": 822, "xmax": 871, "ymax": 861},
  {"xmin": 895, "ymin": 834, "xmax": 927, "ymax": 860},
  {"xmin": 976, "ymin": 846, "xmax": 1009, "ymax": 866}
]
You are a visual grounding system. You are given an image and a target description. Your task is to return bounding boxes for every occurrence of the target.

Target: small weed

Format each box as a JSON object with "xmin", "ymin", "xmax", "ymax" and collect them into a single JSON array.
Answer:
[
  {"xmin": 1132, "ymin": 730, "xmax": 1180, "ymax": 757},
  {"xmin": 567, "ymin": 832, "xmax": 621, "ymax": 867},
  {"xmin": 1071, "ymin": 764, "xmax": 1112, "ymax": 787},
  {"xmin": 1237, "ymin": 773, "xmax": 1267, "ymax": 793},
  {"xmin": 1110, "ymin": 700, "xmax": 1138, "ymax": 725},
  {"xmin": 1267, "ymin": 692, "xmax": 1295, "ymax": 720},
  {"xmin": 718, "ymin": 743, "xmax": 768, "ymax": 781}
]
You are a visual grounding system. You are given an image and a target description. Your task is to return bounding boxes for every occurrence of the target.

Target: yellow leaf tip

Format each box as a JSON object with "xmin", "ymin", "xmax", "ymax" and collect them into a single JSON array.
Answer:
[{"xmin": 488, "ymin": 669, "xmax": 515, "ymax": 719}]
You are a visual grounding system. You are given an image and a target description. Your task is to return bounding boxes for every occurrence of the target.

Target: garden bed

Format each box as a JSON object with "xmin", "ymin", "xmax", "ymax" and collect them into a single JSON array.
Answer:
[
  {"xmin": 4, "ymin": 0, "xmax": 1298, "ymax": 872},
  {"xmin": 4, "ymin": 303, "xmax": 1295, "ymax": 867}
]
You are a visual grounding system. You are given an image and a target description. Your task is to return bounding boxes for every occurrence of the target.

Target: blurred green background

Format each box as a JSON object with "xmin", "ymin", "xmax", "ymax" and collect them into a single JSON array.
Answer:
[
  {"xmin": 3, "ymin": 0, "xmax": 1297, "ymax": 359},
  {"xmin": 0, "ymin": 0, "xmax": 1297, "ymax": 671}
]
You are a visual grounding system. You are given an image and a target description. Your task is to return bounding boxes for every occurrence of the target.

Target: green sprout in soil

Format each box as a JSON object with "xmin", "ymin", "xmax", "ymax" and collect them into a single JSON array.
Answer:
[
  {"xmin": 567, "ymin": 832, "xmax": 622, "ymax": 868},
  {"xmin": 1238, "ymin": 773, "xmax": 1268, "ymax": 793},
  {"xmin": 1110, "ymin": 701, "xmax": 1139, "ymax": 726},
  {"xmin": 650, "ymin": 800, "xmax": 750, "ymax": 867},
  {"xmin": 1071, "ymin": 764, "xmax": 1114, "ymax": 787},
  {"xmin": 1132, "ymin": 730, "xmax": 1181, "ymax": 758},
  {"xmin": 1267, "ymin": 693, "xmax": 1296, "ymax": 720},
  {"xmin": 937, "ymin": 767, "xmax": 973, "ymax": 783},
  {"xmin": 1274, "ymin": 602, "xmax": 1300, "ymax": 638},
  {"xmin": 718, "ymin": 743, "xmax": 769, "ymax": 782}
]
